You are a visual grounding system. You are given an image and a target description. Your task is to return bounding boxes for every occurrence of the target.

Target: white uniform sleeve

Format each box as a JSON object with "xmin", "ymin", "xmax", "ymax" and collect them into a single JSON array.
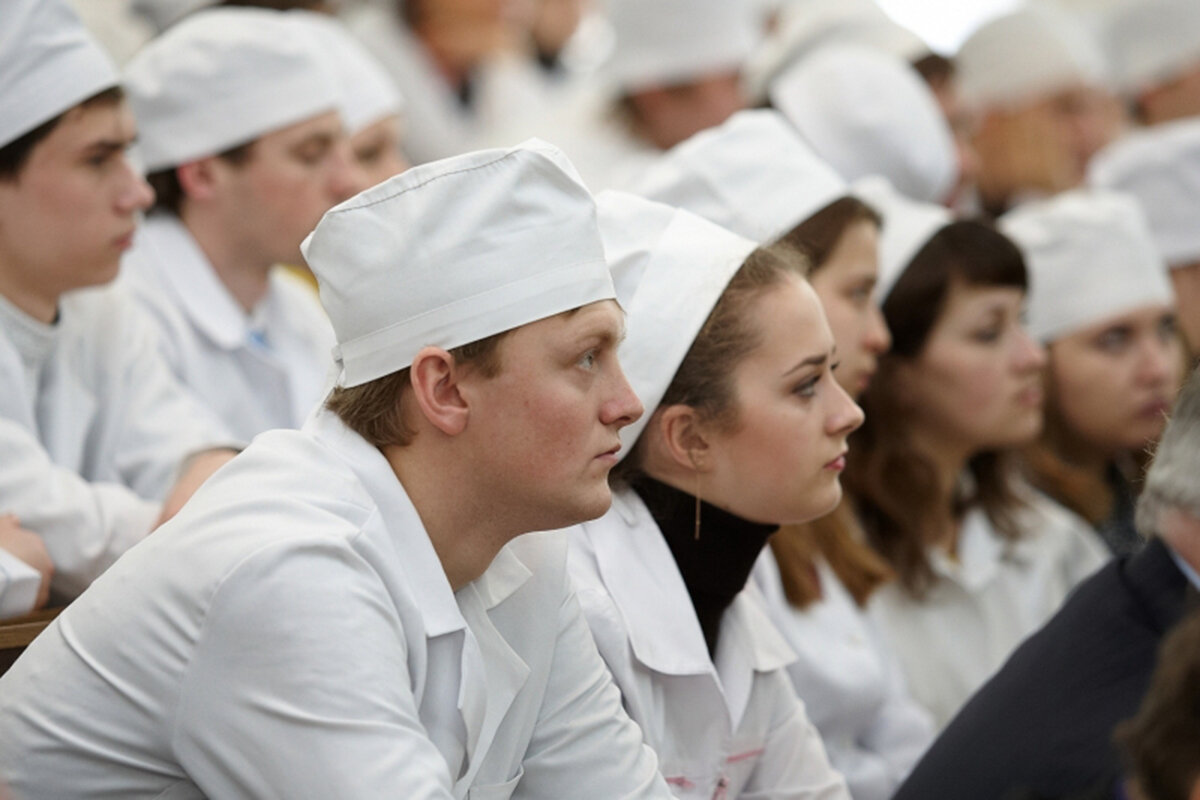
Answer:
[
  {"xmin": 103, "ymin": 291, "xmax": 239, "ymax": 500},
  {"xmin": 740, "ymin": 676, "xmax": 852, "ymax": 800},
  {"xmin": 515, "ymin": 588, "xmax": 673, "ymax": 800},
  {"xmin": 0, "ymin": 547, "xmax": 40, "ymax": 619},
  {"xmin": 173, "ymin": 539, "xmax": 458, "ymax": 799},
  {"xmin": 0, "ymin": 418, "xmax": 158, "ymax": 598}
]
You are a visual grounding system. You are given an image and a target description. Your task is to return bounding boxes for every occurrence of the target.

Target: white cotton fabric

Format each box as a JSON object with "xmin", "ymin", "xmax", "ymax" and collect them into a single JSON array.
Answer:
[
  {"xmin": 769, "ymin": 45, "xmax": 957, "ymax": 204},
  {"xmin": 629, "ymin": 109, "xmax": 847, "ymax": 245},
  {"xmin": 301, "ymin": 139, "xmax": 614, "ymax": 388},
  {"xmin": 0, "ymin": 0, "xmax": 118, "ymax": 148},
  {"xmin": 291, "ymin": 10, "xmax": 404, "ymax": 135},
  {"xmin": 596, "ymin": 191, "xmax": 757, "ymax": 456},
  {"xmin": 123, "ymin": 7, "xmax": 340, "ymax": 172},
  {"xmin": 1000, "ymin": 188, "xmax": 1174, "ymax": 343},
  {"xmin": 745, "ymin": 0, "xmax": 929, "ymax": 101},
  {"xmin": 1103, "ymin": 0, "xmax": 1200, "ymax": 93},
  {"xmin": 603, "ymin": 0, "xmax": 757, "ymax": 91},
  {"xmin": 852, "ymin": 177, "xmax": 951, "ymax": 301},
  {"xmin": 1088, "ymin": 115, "xmax": 1200, "ymax": 266},
  {"xmin": 956, "ymin": 6, "xmax": 1109, "ymax": 111},
  {"xmin": 0, "ymin": 548, "xmax": 41, "ymax": 620},
  {"xmin": 129, "ymin": 0, "xmax": 214, "ymax": 31}
]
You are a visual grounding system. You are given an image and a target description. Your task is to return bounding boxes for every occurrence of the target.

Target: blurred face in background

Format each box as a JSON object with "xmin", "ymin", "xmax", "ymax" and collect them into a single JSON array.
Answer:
[{"xmin": 627, "ymin": 70, "xmax": 746, "ymax": 150}]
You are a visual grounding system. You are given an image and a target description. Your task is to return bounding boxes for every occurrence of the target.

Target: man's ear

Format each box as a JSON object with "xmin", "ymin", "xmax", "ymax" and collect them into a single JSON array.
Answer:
[
  {"xmin": 655, "ymin": 404, "xmax": 713, "ymax": 473},
  {"xmin": 175, "ymin": 158, "xmax": 221, "ymax": 203},
  {"xmin": 409, "ymin": 346, "xmax": 469, "ymax": 436}
]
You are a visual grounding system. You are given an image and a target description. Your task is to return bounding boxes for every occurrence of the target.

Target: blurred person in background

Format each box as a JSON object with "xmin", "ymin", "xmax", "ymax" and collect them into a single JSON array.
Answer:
[
  {"xmin": 844, "ymin": 180, "xmax": 1107, "ymax": 727},
  {"xmin": 1002, "ymin": 189, "xmax": 1183, "ymax": 556},
  {"xmin": 1103, "ymin": 0, "xmax": 1200, "ymax": 128}
]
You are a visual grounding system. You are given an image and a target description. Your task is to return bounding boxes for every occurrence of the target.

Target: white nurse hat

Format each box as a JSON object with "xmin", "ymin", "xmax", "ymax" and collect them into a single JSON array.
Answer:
[
  {"xmin": 123, "ymin": 7, "xmax": 340, "ymax": 172},
  {"xmin": 852, "ymin": 176, "xmax": 951, "ymax": 301},
  {"xmin": 1089, "ymin": 116, "xmax": 1200, "ymax": 266},
  {"xmin": 0, "ymin": 0, "xmax": 119, "ymax": 149},
  {"xmin": 956, "ymin": 6, "xmax": 1109, "ymax": 111},
  {"xmin": 1000, "ymin": 189, "xmax": 1174, "ymax": 343},
  {"xmin": 301, "ymin": 140, "xmax": 616, "ymax": 389},
  {"xmin": 769, "ymin": 44, "xmax": 957, "ymax": 204},
  {"xmin": 604, "ymin": 0, "xmax": 757, "ymax": 91},
  {"xmin": 1103, "ymin": 0, "xmax": 1200, "ymax": 94},
  {"xmin": 291, "ymin": 11, "xmax": 404, "ymax": 135},
  {"xmin": 597, "ymin": 191, "xmax": 758, "ymax": 456},
  {"xmin": 629, "ymin": 109, "xmax": 846, "ymax": 244}
]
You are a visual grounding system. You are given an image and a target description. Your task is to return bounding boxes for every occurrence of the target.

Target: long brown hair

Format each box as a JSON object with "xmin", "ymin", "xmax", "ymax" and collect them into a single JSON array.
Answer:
[
  {"xmin": 769, "ymin": 196, "xmax": 893, "ymax": 609},
  {"xmin": 843, "ymin": 220, "xmax": 1030, "ymax": 598}
]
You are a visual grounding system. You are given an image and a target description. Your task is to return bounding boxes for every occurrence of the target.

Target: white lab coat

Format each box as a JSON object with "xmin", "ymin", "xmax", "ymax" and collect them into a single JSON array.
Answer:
[
  {"xmin": 0, "ymin": 283, "xmax": 231, "ymax": 600},
  {"xmin": 752, "ymin": 552, "xmax": 935, "ymax": 800},
  {"xmin": 867, "ymin": 491, "xmax": 1109, "ymax": 728},
  {"xmin": 0, "ymin": 546, "xmax": 39, "ymax": 619},
  {"xmin": 343, "ymin": 4, "xmax": 546, "ymax": 163},
  {"xmin": 566, "ymin": 488, "xmax": 851, "ymax": 800},
  {"xmin": 0, "ymin": 409, "xmax": 673, "ymax": 800},
  {"xmin": 122, "ymin": 215, "xmax": 336, "ymax": 441}
]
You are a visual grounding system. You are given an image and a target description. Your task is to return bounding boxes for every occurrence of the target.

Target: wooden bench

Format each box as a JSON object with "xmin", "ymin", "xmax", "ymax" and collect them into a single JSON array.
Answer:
[{"xmin": 0, "ymin": 607, "xmax": 61, "ymax": 676}]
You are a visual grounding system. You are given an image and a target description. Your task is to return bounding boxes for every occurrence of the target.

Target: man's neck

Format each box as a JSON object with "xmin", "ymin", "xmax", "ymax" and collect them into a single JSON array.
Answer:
[
  {"xmin": 0, "ymin": 267, "xmax": 58, "ymax": 325},
  {"xmin": 183, "ymin": 212, "xmax": 272, "ymax": 314}
]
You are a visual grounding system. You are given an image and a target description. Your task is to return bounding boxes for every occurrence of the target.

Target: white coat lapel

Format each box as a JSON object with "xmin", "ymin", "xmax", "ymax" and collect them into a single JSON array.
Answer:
[{"xmin": 713, "ymin": 584, "xmax": 796, "ymax": 730}]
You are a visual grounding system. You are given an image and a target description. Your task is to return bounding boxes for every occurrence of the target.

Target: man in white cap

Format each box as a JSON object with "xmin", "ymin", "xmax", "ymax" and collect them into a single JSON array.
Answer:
[
  {"xmin": 120, "ymin": 7, "xmax": 364, "ymax": 441},
  {"xmin": 546, "ymin": 0, "xmax": 754, "ymax": 191},
  {"xmin": 1104, "ymin": 0, "xmax": 1200, "ymax": 127},
  {"xmin": 0, "ymin": 139, "xmax": 672, "ymax": 799},
  {"xmin": 955, "ymin": 5, "xmax": 1124, "ymax": 216},
  {"xmin": 1089, "ymin": 116, "xmax": 1200, "ymax": 356},
  {"xmin": 0, "ymin": 0, "xmax": 237, "ymax": 617}
]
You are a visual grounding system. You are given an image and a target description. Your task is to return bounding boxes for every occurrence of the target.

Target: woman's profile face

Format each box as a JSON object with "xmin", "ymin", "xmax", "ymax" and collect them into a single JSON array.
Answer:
[
  {"xmin": 893, "ymin": 281, "xmax": 1046, "ymax": 456},
  {"xmin": 1048, "ymin": 305, "xmax": 1183, "ymax": 455},
  {"xmin": 701, "ymin": 274, "xmax": 864, "ymax": 526},
  {"xmin": 808, "ymin": 219, "xmax": 891, "ymax": 399}
]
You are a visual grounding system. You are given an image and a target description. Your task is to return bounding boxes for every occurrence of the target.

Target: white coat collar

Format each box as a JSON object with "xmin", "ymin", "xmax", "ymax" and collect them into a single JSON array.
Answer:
[
  {"xmin": 588, "ymin": 489, "xmax": 797, "ymax": 680},
  {"xmin": 931, "ymin": 506, "xmax": 1031, "ymax": 591},
  {"xmin": 138, "ymin": 215, "xmax": 269, "ymax": 352}
]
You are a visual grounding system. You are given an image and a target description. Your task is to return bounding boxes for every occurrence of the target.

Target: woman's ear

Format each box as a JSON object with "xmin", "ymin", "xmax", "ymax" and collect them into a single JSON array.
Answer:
[
  {"xmin": 409, "ymin": 346, "xmax": 469, "ymax": 436},
  {"xmin": 655, "ymin": 404, "xmax": 713, "ymax": 473}
]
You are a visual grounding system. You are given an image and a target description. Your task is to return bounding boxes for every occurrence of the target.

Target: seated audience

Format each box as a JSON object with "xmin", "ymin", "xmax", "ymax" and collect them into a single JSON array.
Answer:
[
  {"xmin": 893, "ymin": 363, "xmax": 1200, "ymax": 800},
  {"xmin": 1103, "ymin": 0, "xmax": 1200, "ymax": 128},
  {"xmin": 0, "ymin": 140, "xmax": 674, "ymax": 799},
  {"xmin": 1002, "ymin": 189, "xmax": 1183, "ymax": 555}
]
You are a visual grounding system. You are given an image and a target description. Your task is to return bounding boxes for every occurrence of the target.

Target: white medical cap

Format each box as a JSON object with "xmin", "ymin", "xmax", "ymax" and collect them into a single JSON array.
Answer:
[
  {"xmin": 629, "ymin": 109, "xmax": 847, "ymax": 244},
  {"xmin": 597, "ymin": 191, "xmax": 758, "ymax": 456},
  {"xmin": 853, "ymin": 176, "xmax": 951, "ymax": 301},
  {"xmin": 124, "ymin": 7, "xmax": 340, "ymax": 172},
  {"xmin": 1000, "ymin": 189, "xmax": 1174, "ymax": 343},
  {"xmin": 301, "ymin": 140, "xmax": 616, "ymax": 389},
  {"xmin": 604, "ymin": 0, "xmax": 757, "ymax": 91},
  {"xmin": 957, "ymin": 6, "xmax": 1109, "ymax": 111},
  {"xmin": 769, "ymin": 45, "xmax": 956, "ymax": 204},
  {"xmin": 1089, "ymin": 116, "xmax": 1200, "ymax": 266},
  {"xmin": 745, "ymin": 0, "xmax": 929, "ymax": 101},
  {"xmin": 291, "ymin": 11, "xmax": 404, "ymax": 135},
  {"xmin": 1104, "ymin": 0, "xmax": 1200, "ymax": 94},
  {"xmin": 0, "ymin": 0, "xmax": 119, "ymax": 149}
]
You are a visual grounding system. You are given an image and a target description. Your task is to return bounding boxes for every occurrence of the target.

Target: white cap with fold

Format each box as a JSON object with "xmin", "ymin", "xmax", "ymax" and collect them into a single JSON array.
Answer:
[
  {"xmin": 604, "ymin": 0, "xmax": 757, "ymax": 91},
  {"xmin": 290, "ymin": 11, "xmax": 404, "ymax": 136},
  {"xmin": 123, "ymin": 7, "xmax": 340, "ymax": 172},
  {"xmin": 1089, "ymin": 116, "xmax": 1200, "ymax": 266},
  {"xmin": 1103, "ymin": 0, "xmax": 1200, "ymax": 94},
  {"xmin": 769, "ymin": 44, "xmax": 957, "ymax": 205},
  {"xmin": 597, "ymin": 191, "xmax": 758, "ymax": 456},
  {"xmin": 629, "ymin": 109, "xmax": 846, "ymax": 244},
  {"xmin": 852, "ymin": 176, "xmax": 951, "ymax": 301},
  {"xmin": 0, "ymin": 0, "xmax": 119, "ymax": 149},
  {"xmin": 301, "ymin": 140, "xmax": 616, "ymax": 389},
  {"xmin": 1000, "ymin": 188, "xmax": 1174, "ymax": 343},
  {"xmin": 956, "ymin": 6, "xmax": 1109, "ymax": 111}
]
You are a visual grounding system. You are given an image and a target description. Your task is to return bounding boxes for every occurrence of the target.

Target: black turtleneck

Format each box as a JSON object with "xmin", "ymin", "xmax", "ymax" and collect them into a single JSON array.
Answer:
[{"xmin": 631, "ymin": 476, "xmax": 778, "ymax": 657}]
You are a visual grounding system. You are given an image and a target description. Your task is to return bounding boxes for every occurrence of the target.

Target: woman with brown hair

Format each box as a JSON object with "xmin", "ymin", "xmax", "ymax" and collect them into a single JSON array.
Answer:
[
  {"xmin": 564, "ymin": 190, "xmax": 860, "ymax": 799},
  {"xmin": 1000, "ymin": 189, "xmax": 1185, "ymax": 557},
  {"xmin": 847, "ymin": 180, "xmax": 1107, "ymax": 728},
  {"xmin": 631, "ymin": 109, "xmax": 934, "ymax": 798}
]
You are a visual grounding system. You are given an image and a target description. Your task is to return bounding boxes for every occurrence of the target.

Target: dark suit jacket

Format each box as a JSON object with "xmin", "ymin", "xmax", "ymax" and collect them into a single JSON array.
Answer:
[{"xmin": 893, "ymin": 537, "xmax": 1192, "ymax": 800}]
